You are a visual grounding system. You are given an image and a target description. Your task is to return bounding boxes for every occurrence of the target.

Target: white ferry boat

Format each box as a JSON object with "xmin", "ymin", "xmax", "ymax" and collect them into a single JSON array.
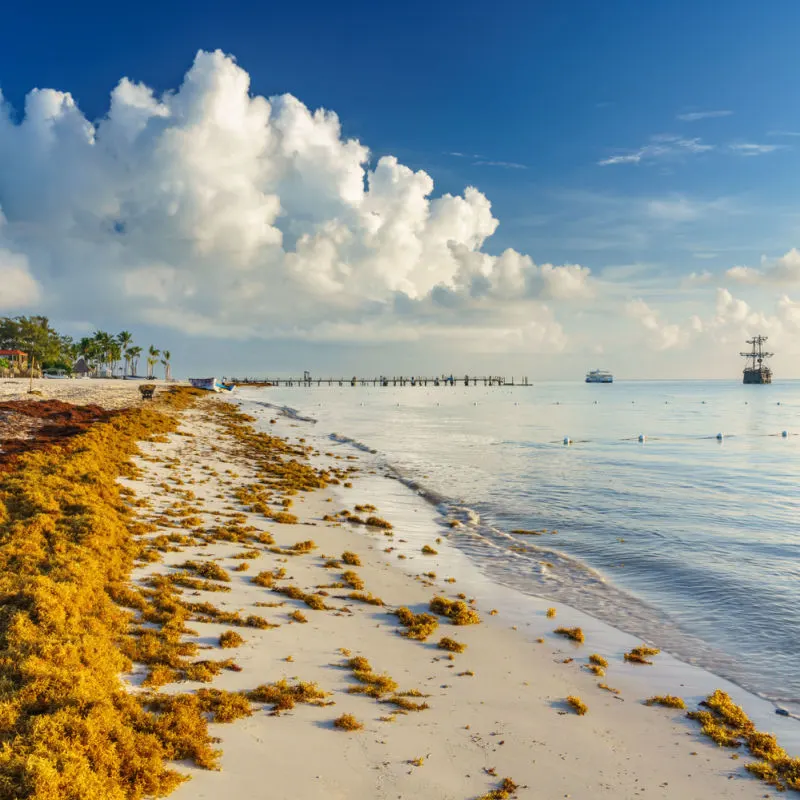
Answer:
[{"xmin": 585, "ymin": 369, "xmax": 613, "ymax": 383}]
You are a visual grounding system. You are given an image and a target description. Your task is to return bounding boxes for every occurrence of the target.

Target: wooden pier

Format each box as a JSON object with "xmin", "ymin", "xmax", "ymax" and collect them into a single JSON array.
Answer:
[{"xmin": 227, "ymin": 374, "xmax": 530, "ymax": 388}]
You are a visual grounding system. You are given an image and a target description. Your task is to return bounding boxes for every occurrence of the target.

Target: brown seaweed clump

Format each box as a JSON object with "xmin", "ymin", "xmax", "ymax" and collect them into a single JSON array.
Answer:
[
  {"xmin": 273, "ymin": 584, "xmax": 329, "ymax": 610},
  {"xmin": 429, "ymin": 596, "xmax": 481, "ymax": 626},
  {"xmin": 341, "ymin": 551, "xmax": 362, "ymax": 566},
  {"xmin": 395, "ymin": 607, "xmax": 439, "ymax": 640},
  {"xmin": 553, "ymin": 626, "xmax": 585, "ymax": 644},
  {"xmin": 219, "ymin": 631, "xmax": 245, "ymax": 649},
  {"xmin": 333, "ymin": 713, "xmax": 364, "ymax": 731},
  {"xmin": 476, "ymin": 777, "xmax": 520, "ymax": 800},
  {"xmin": 247, "ymin": 679, "xmax": 330, "ymax": 714},
  {"xmin": 687, "ymin": 690, "xmax": 799, "ymax": 791},
  {"xmin": 347, "ymin": 591, "xmax": 384, "ymax": 606},
  {"xmin": 566, "ymin": 695, "xmax": 588, "ymax": 715},
  {"xmin": 645, "ymin": 695, "xmax": 685, "ymax": 709},
  {"xmin": 0, "ymin": 388, "xmax": 243, "ymax": 798},
  {"xmin": 438, "ymin": 637, "xmax": 467, "ymax": 653},
  {"xmin": 624, "ymin": 644, "xmax": 660, "ymax": 664}
]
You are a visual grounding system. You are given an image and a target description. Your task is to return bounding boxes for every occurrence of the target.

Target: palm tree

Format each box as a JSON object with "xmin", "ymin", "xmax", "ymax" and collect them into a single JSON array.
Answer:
[
  {"xmin": 161, "ymin": 350, "xmax": 172, "ymax": 381},
  {"xmin": 118, "ymin": 331, "xmax": 133, "ymax": 376},
  {"xmin": 92, "ymin": 331, "xmax": 113, "ymax": 376},
  {"xmin": 126, "ymin": 346, "xmax": 142, "ymax": 377},
  {"xmin": 147, "ymin": 345, "xmax": 160, "ymax": 379}
]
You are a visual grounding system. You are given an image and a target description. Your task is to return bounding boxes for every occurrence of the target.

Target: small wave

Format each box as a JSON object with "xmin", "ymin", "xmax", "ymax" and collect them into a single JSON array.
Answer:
[
  {"xmin": 329, "ymin": 433, "xmax": 377, "ymax": 453},
  {"xmin": 253, "ymin": 401, "xmax": 318, "ymax": 424}
]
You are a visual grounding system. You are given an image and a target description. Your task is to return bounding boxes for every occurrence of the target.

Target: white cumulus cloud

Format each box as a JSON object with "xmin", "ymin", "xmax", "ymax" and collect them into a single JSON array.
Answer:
[{"xmin": 0, "ymin": 49, "xmax": 588, "ymax": 349}]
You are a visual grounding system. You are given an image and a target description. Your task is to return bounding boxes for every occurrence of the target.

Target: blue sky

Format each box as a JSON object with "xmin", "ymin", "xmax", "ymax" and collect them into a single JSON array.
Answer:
[{"xmin": 1, "ymin": 0, "xmax": 800, "ymax": 377}]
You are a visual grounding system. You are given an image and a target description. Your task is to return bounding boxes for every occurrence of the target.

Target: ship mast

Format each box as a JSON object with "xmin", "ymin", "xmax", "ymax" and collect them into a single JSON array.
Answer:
[{"xmin": 740, "ymin": 335, "xmax": 773, "ymax": 370}]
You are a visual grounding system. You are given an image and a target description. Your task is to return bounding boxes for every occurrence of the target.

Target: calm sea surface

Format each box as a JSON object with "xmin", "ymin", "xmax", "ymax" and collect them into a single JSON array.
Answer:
[{"xmin": 243, "ymin": 380, "xmax": 799, "ymax": 711}]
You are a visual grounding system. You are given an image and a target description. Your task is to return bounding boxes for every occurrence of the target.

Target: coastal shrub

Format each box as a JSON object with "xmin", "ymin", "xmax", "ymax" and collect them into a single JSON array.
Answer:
[
  {"xmin": 430, "ymin": 596, "xmax": 481, "ymax": 625},
  {"xmin": 554, "ymin": 626, "xmax": 585, "ymax": 644},
  {"xmin": 567, "ymin": 695, "xmax": 588, "ymax": 715},
  {"xmin": 333, "ymin": 713, "xmax": 364, "ymax": 731},
  {"xmin": 645, "ymin": 695, "xmax": 685, "ymax": 709}
]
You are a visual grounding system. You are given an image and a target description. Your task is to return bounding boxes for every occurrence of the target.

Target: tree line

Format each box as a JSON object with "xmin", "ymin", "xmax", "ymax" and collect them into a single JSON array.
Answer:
[{"xmin": 0, "ymin": 316, "xmax": 172, "ymax": 379}]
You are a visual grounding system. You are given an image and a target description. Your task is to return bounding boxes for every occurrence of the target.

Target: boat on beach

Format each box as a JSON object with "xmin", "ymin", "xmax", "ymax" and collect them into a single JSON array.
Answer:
[
  {"xmin": 585, "ymin": 369, "xmax": 613, "ymax": 383},
  {"xmin": 189, "ymin": 377, "xmax": 236, "ymax": 392}
]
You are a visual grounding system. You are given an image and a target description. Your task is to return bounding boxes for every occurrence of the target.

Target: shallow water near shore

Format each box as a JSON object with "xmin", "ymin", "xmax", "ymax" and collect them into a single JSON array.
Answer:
[{"xmin": 237, "ymin": 380, "xmax": 800, "ymax": 729}]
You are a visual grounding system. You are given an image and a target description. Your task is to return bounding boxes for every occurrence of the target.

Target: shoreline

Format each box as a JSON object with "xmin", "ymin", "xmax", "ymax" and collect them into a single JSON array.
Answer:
[
  {"xmin": 242, "ymin": 384, "xmax": 800, "ymax": 725},
  {"xmin": 0, "ymin": 385, "xmax": 795, "ymax": 797}
]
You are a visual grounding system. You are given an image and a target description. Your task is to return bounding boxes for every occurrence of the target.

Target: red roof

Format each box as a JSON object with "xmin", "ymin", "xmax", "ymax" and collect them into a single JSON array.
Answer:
[{"xmin": 0, "ymin": 350, "xmax": 26, "ymax": 356}]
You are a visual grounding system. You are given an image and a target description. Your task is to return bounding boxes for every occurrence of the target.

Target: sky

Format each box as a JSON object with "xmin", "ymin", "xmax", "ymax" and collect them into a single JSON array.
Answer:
[{"xmin": 1, "ymin": 0, "xmax": 800, "ymax": 379}]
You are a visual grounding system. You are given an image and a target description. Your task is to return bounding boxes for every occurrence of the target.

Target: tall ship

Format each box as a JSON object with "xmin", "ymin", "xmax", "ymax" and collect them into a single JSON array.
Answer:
[
  {"xmin": 585, "ymin": 368, "xmax": 613, "ymax": 383},
  {"xmin": 740, "ymin": 335, "xmax": 773, "ymax": 384}
]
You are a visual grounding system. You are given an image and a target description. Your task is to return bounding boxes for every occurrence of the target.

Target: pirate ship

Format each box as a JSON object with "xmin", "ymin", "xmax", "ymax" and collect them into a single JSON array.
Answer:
[{"xmin": 740, "ymin": 335, "xmax": 773, "ymax": 384}]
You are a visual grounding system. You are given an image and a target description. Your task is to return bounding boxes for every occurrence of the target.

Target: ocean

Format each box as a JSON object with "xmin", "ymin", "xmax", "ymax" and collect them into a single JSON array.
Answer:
[{"xmin": 237, "ymin": 380, "xmax": 799, "ymax": 721}]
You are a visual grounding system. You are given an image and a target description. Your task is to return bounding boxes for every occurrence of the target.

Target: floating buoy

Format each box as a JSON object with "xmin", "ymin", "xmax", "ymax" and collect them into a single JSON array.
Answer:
[
  {"xmin": 563, "ymin": 437, "xmax": 572, "ymax": 445},
  {"xmin": 782, "ymin": 430, "xmax": 789, "ymax": 438},
  {"xmin": 716, "ymin": 433, "xmax": 724, "ymax": 441},
  {"xmin": 638, "ymin": 434, "xmax": 646, "ymax": 443}
]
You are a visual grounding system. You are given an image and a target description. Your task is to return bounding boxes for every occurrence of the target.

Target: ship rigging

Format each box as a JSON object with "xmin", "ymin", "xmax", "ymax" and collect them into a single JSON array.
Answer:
[{"xmin": 740, "ymin": 335, "xmax": 773, "ymax": 384}]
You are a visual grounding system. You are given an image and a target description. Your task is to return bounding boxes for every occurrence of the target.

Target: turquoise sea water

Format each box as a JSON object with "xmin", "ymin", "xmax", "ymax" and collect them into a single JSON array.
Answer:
[{"xmin": 241, "ymin": 380, "xmax": 800, "ymax": 715}]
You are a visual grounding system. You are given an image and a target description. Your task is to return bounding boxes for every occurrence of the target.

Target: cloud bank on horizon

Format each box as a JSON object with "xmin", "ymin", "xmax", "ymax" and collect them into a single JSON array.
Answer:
[{"xmin": 0, "ymin": 49, "xmax": 799, "ymax": 374}]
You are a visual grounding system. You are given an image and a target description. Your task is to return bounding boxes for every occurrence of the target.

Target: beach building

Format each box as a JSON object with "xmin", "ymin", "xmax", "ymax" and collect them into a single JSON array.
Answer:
[
  {"xmin": 73, "ymin": 356, "xmax": 91, "ymax": 378},
  {"xmin": 0, "ymin": 349, "xmax": 27, "ymax": 372}
]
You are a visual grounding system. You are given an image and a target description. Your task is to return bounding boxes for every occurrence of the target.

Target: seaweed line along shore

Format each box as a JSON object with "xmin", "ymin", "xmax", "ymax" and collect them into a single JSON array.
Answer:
[{"xmin": 0, "ymin": 378, "xmax": 795, "ymax": 799}]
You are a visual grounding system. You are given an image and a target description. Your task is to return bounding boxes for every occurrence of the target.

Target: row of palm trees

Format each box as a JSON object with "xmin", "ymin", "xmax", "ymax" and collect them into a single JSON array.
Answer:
[{"xmin": 77, "ymin": 331, "xmax": 172, "ymax": 379}]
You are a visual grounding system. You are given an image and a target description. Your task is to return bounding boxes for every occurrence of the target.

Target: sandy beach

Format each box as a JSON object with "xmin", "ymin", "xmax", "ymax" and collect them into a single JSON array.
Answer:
[
  {"xmin": 0, "ymin": 384, "xmax": 795, "ymax": 799},
  {"xmin": 0, "ymin": 377, "xmax": 174, "ymax": 409}
]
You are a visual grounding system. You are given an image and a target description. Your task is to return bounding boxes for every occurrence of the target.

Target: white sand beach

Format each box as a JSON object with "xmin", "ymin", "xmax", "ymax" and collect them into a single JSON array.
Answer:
[{"xmin": 105, "ymin": 392, "xmax": 785, "ymax": 800}]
